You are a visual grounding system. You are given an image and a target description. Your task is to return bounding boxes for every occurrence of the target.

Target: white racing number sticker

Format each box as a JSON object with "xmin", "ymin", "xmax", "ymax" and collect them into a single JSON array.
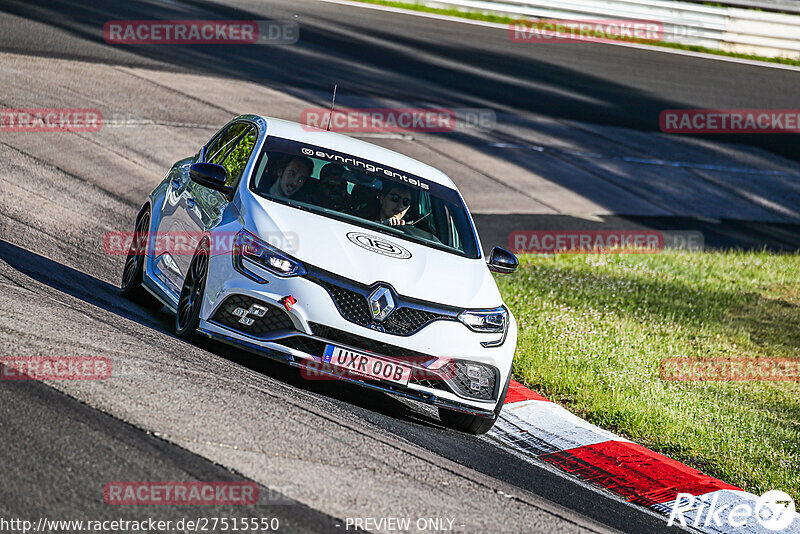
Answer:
[{"xmin": 346, "ymin": 232, "xmax": 412, "ymax": 259}]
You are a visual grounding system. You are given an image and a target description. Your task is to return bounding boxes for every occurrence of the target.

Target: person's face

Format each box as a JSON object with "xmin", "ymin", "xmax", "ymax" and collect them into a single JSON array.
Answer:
[
  {"xmin": 278, "ymin": 159, "xmax": 310, "ymax": 197},
  {"xmin": 380, "ymin": 187, "xmax": 412, "ymax": 220},
  {"xmin": 322, "ymin": 172, "xmax": 346, "ymax": 200}
]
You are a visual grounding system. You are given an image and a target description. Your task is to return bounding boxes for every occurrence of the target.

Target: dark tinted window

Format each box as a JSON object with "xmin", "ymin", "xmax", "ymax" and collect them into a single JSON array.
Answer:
[{"xmin": 249, "ymin": 138, "xmax": 480, "ymax": 258}]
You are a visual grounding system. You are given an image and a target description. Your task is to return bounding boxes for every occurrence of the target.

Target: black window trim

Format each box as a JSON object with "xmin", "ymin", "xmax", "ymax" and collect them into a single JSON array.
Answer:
[
  {"xmin": 196, "ymin": 119, "xmax": 261, "ymax": 201},
  {"xmin": 200, "ymin": 119, "xmax": 260, "ymax": 164}
]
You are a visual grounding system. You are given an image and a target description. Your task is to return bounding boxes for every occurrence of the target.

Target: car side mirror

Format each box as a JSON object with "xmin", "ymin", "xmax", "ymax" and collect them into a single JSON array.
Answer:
[
  {"xmin": 189, "ymin": 163, "xmax": 233, "ymax": 200},
  {"xmin": 487, "ymin": 246, "xmax": 518, "ymax": 273}
]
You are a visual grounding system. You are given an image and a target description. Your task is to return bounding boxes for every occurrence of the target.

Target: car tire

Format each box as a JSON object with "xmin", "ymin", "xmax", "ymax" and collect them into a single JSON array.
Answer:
[
  {"xmin": 120, "ymin": 208, "xmax": 162, "ymax": 310},
  {"xmin": 175, "ymin": 240, "xmax": 210, "ymax": 339},
  {"xmin": 438, "ymin": 373, "xmax": 512, "ymax": 435}
]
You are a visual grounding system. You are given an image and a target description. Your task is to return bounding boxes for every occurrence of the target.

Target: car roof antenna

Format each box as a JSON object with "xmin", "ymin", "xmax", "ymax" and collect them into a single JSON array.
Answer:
[{"xmin": 326, "ymin": 83, "xmax": 338, "ymax": 131}]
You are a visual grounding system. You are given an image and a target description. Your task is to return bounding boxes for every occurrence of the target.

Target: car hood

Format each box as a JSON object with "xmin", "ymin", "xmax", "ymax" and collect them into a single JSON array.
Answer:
[{"xmin": 243, "ymin": 197, "xmax": 502, "ymax": 309}]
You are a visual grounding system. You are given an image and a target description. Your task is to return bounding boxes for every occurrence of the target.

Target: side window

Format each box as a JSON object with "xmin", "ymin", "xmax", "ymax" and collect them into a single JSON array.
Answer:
[
  {"xmin": 205, "ymin": 123, "xmax": 247, "ymax": 165},
  {"xmin": 251, "ymin": 151, "xmax": 270, "ymax": 191},
  {"xmin": 220, "ymin": 126, "xmax": 257, "ymax": 187},
  {"xmin": 201, "ymin": 125, "xmax": 227, "ymax": 162}
]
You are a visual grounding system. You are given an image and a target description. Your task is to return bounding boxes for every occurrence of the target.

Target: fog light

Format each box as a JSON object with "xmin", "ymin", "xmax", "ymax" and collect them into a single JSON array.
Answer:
[
  {"xmin": 452, "ymin": 361, "xmax": 497, "ymax": 400},
  {"xmin": 238, "ymin": 316, "xmax": 255, "ymax": 326},
  {"xmin": 248, "ymin": 304, "xmax": 268, "ymax": 317},
  {"xmin": 468, "ymin": 369, "xmax": 489, "ymax": 391},
  {"xmin": 232, "ymin": 307, "xmax": 248, "ymax": 318},
  {"xmin": 466, "ymin": 365, "xmax": 482, "ymax": 379}
]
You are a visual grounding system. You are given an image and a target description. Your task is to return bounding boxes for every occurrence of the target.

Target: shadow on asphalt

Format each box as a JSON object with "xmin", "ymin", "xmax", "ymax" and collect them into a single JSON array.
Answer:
[
  {"xmin": 1, "ymin": 0, "xmax": 798, "ymax": 165},
  {"xmin": 0, "ymin": 238, "xmax": 691, "ymax": 533},
  {"xmin": 0, "ymin": 361, "xmax": 339, "ymax": 528},
  {"xmin": 0, "ymin": 239, "xmax": 443, "ymax": 431},
  {"xmin": 2, "ymin": 0, "xmax": 799, "ymax": 250}
]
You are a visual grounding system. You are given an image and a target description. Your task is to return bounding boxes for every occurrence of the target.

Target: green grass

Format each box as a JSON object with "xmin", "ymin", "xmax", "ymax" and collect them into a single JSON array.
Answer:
[
  {"xmin": 352, "ymin": 0, "xmax": 800, "ymax": 67},
  {"xmin": 495, "ymin": 250, "xmax": 800, "ymax": 500}
]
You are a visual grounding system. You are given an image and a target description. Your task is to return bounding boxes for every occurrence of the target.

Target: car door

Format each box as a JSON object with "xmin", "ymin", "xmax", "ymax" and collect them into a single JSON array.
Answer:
[
  {"xmin": 153, "ymin": 122, "xmax": 257, "ymax": 294},
  {"xmin": 153, "ymin": 155, "xmax": 210, "ymax": 295},
  {"xmin": 175, "ymin": 122, "xmax": 258, "ymax": 284}
]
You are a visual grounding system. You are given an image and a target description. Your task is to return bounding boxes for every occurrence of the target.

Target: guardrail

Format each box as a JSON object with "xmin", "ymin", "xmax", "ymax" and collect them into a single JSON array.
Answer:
[
  {"xmin": 694, "ymin": 0, "xmax": 800, "ymax": 15},
  {"xmin": 420, "ymin": 0, "xmax": 800, "ymax": 59}
]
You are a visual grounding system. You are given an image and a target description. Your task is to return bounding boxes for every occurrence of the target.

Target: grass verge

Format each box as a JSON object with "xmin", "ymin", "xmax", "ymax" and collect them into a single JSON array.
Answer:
[
  {"xmin": 495, "ymin": 250, "xmax": 800, "ymax": 500},
  {"xmin": 349, "ymin": 0, "xmax": 800, "ymax": 67}
]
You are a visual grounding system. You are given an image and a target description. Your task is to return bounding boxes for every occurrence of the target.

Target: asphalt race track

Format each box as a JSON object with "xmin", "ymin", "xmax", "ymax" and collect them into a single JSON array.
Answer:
[{"xmin": 0, "ymin": 0, "xmax": 798, "ymax": 532}]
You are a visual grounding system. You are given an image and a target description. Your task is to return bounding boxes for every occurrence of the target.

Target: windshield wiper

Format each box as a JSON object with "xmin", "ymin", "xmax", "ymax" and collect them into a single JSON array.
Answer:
[{"xmin": 406, "ymin": 212, "xmax": 431, "ymax": 226}]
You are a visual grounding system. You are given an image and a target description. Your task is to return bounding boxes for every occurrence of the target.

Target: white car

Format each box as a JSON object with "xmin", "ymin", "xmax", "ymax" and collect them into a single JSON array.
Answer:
[{"xmin": 121, "ymin": 115, "xmax": 519, "ymax": 434}]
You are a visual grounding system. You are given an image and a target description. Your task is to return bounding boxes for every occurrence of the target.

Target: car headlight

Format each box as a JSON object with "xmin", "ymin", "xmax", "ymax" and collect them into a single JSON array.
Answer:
[
  {"xmin": 233, "ymin": 229, "xmax": 306, "ymax": 281},
  {"xmin": 457, "ymin": 306, "xmax": 507, "ymax": 333}
]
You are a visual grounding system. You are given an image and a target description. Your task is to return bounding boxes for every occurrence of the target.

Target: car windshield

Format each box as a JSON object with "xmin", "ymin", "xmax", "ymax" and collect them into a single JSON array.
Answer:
[{"xmin": 248, "ymin": 137, "xmax": 480, "ymax": 258}]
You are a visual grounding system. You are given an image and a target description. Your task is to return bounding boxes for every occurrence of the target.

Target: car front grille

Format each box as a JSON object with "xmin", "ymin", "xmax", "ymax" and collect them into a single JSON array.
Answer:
[
  {"xmin": 272, "ymin": 323, "xmax": 450, "ymax": 393},
  {"xmin": 309, "ymin": 323, "xmax": 430, "ymax": 361},
  {"xmin": 318, "ymin": 281, "xmax": 372, "ymax": 325},
  {"xmin": 210, "ymin": 295, "xmax": 295, "ymax": 336},
  {"xmin": 309, "ymin": 274, "xmax": 458, "ymax": 336},
  {"xmin": 274, "ymin": 335, "xmax": 327, "ymax": 356},
  {"xmin": 409, "ymin": 376, "xmax": 448, "ymax": 390}
]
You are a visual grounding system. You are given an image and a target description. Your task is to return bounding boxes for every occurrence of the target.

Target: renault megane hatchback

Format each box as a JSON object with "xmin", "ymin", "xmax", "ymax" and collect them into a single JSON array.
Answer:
[{"xmin": 121, "ymin": 115, "xmax": 519, "ymax": 434}]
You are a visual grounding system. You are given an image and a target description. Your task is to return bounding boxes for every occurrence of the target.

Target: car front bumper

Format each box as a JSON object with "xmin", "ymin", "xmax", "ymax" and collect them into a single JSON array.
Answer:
[{"xmin": 198, "ymin": 250, "xmax": 517, "ymax": 416}]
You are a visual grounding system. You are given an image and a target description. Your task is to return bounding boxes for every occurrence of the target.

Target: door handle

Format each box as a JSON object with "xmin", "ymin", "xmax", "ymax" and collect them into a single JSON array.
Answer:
[
  {"xmin": 185, "ymin": 197, "xmax": 196, "ymax": 209},
  {"xmin": 170, "ymin": 177, "xmax": 182, "ymax": 189}
]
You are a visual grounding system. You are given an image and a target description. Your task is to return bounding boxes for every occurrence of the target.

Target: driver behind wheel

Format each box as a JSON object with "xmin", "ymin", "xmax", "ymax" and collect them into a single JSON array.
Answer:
[{"xmin": 377, "ymin": 183, "xmax": 413, "ymax": 226}]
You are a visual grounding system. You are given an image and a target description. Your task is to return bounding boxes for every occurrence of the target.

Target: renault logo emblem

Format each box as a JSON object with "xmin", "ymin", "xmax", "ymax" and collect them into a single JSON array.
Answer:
[{"xmin": 368, "ymin": 286, "xmax": 396, "ymax": 322}]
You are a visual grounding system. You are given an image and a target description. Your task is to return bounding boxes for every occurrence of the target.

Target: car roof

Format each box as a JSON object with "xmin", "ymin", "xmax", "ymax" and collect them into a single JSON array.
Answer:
[{"xmin": 255, "ymin": 116, "xmax": 458, "ymax": 190}]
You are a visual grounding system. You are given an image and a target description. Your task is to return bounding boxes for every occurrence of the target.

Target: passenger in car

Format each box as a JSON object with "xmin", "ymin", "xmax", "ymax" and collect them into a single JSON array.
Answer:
[
  {"xmin": 316, "ymin": 163, "xmax": 349, "ymax": 211},
  {"xmin": 267, "ymin": 155, "xmax": 314, "ymax": 199}
]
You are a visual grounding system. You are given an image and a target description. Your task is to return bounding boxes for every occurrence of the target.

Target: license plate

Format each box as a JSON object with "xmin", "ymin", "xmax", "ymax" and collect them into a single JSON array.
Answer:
[{"xmin": 323, "ymin": 345, "xmax": 411, "ymax": 385}]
